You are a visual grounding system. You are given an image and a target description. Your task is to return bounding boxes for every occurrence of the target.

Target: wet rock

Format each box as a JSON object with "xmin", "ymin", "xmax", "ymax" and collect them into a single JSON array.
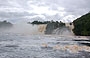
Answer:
[
  {"xmin": 5, "ymin": 45, "xmax": 19, "ymax": 47},
  {"xmin": 41, "ymin": 46, "xmax": 53, "ymax": 50},
  {"xmin": 80, "ymin": 43, "xmax": 90, "ymax": 46},
  {"xmin": 74, "ymin": 40, "xmax": 90, "ymax": 42}
]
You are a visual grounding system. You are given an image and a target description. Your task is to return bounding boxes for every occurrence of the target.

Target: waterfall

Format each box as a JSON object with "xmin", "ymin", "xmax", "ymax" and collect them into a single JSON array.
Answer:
[
  {"xmin": 0, "ymin": 23, "xmax": 74, "ymax": 36},
  {"xmin": 1, "ymin": 24, "xmax": 47, "ymax": 35},
  {"xmin": 45, "ymin": 22, "xmax": 74, "ymax": 36},
  {"xmin": 52, "ymin": 27, "xmax": 74, "ymax": 36}
]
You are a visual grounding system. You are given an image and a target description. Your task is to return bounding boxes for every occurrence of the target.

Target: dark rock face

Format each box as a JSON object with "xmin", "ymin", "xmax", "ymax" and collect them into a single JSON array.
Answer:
[
  {"xmin": 45, "ymin": 22, "xmax": 65, "ymax": 34},
  {"xmin": 45, "ymin": 22, "xmax": 56, "ymax": 34},
  {"xmin": 52, "ymin": 27, "xmax": 73, "ymax": 35}
]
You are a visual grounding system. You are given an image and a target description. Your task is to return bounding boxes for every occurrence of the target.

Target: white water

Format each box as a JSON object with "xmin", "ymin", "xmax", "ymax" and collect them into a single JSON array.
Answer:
[
  {"xmin": 52, "ymin": 27, "xmax": 74, "ymax": 36},
  {"xmin": 0, "ymin": 23, "xmax": 74, "ymax": 36},
  {"xmin": 0, "ymin": 24, "xmax": 90, "ymax": 58},
  {"xmin": 0, "ymin": 33, "xmax": 89, "ymax": 58},
  {"xmin": 1, "ymin": 23, "xmax": 47, "ymax": 35}
]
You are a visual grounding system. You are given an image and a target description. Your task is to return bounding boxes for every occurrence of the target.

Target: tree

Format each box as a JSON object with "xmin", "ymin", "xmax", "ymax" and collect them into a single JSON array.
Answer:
[{"xmin": 73, "ymin": 12, "xmax": 90, "ymax": 36}]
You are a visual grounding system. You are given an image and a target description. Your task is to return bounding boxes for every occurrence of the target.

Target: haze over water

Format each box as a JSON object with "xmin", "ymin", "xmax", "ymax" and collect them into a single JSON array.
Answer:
[{"xmin": 0, "ymin": 23, "xmax": 90, "ymax": 58}]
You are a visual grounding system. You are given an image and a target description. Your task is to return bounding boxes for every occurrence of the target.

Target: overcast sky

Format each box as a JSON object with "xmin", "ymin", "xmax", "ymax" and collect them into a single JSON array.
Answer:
[{"xmin": 0, "ymin": 0, "xmax": 90, "ymax": 23}]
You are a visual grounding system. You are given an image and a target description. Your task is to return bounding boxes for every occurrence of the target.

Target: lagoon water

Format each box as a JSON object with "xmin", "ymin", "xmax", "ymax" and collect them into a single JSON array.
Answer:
[{"xmin": 0, "ymin": 24, "xmax": 90, "ymax": 58}]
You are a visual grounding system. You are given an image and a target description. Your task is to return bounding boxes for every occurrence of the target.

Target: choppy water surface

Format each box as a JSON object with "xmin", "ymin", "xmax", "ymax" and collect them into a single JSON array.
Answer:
[{"xmin": 0, "ymin": 32, "xmax": 90, "ymax": 58}]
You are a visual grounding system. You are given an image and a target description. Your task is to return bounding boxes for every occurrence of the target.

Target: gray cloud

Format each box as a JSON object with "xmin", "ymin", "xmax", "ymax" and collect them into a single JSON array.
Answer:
[
  {"xmin": 0, "ymin": 0, "xmax": 90, "ymax": 23},
  {"xmin": 0, "ymin": 11, "xmax": 37, "ymax": 23}
]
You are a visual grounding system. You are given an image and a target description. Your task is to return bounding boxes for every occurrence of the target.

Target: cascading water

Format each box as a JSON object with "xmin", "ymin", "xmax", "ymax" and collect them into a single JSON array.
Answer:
[
  {"xmin": 0, "ymin": 23, "xmax": 47, "ymax": 35},
  {"xmin": 52, "ymin": 26, "xmax": 74, "ymax": 36},
  {"xmin": 45, "ymin": 22, "xmax": 74, "ymax": 36},
  {"xmin": 0, "ymin": 23, "xmax": 89, "ymax": 58},
  {"xmin": 0, "ymin": 22, "xmax": 74, "ymax": 36}
]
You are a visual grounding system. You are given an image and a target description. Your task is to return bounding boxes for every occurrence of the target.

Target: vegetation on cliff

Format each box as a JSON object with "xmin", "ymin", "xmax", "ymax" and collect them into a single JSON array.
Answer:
[
  {"xmin": 73, "ymin": 12, "xmax": 90, "ymax": 36},
  {"xmin": 28, "ymin": 21, "xmax": 50, "ymax": 25},
  {"xmin": 0, "ymin": 20, "xmax": 13, "ymax": 28},
  {"xmin": 28, "ymin": 20, "xmax": 65, "ymax": 26}
]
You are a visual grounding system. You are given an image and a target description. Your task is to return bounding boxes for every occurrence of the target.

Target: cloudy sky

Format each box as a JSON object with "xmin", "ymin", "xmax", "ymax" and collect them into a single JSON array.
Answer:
[{"xmin": 0, "ymin": 0, "xmax": 90, "ymax": 23}]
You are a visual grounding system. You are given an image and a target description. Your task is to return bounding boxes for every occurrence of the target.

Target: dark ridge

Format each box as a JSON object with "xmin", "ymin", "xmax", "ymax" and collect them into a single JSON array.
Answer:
[
  {"xmin": 0, "ymin": 20, "xmax": 13, "ymax": 28},
  {"xmin": 27, "ymin": 21, "xmax": 50, "ymax": 25},
  {"xmin": 74, "ymin": 39, "xmax": 90, "ymax": 46},
  {"xmin": 74, "ymin": 40, "xmax": 90, "ymax": 42},
  {"xmin": 80, "ymin": 43, "xmax": 90, "ymax": 46},
  {"xmin": 5, "ymin": 45, "xmax": 19, "ymax": 47}
]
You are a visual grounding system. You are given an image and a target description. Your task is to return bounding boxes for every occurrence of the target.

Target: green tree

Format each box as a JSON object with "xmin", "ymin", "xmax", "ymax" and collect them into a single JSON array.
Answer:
[{"xmin": 73, "ymin": 12, "xmax": 90, "ymax": 36}]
